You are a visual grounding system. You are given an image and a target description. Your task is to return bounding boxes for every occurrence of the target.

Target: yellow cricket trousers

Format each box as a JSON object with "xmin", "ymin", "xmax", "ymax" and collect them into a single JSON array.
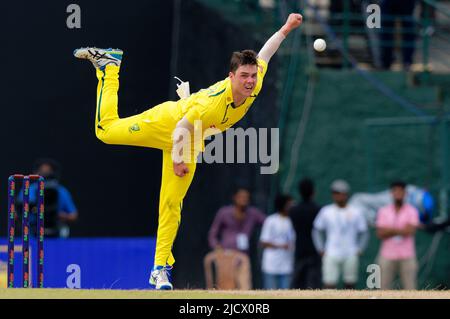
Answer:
[{"xmin": 94, "ymin": 65, "xmax": 197, "ymax": 266}]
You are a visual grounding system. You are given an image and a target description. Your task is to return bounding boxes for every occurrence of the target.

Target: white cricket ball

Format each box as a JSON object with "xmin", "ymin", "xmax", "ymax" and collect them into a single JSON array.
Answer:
[{"xmin": 313, "ymin": 38, "xmax": 327, "ymax": 52}]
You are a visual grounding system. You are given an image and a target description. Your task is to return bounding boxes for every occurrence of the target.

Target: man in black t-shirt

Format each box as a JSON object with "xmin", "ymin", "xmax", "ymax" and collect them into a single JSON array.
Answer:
[{"xmin": 289, "ymin": 178, "xmax": 322, "ymax": 289}]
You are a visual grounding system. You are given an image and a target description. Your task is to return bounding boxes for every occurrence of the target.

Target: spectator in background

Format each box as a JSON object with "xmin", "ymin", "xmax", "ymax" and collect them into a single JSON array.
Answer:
[
  {"xmin": 376, "ymin": 181, "xmax": 420, "ymax": 290},
  {"xmin": 208, "ymin": 188, "xmax": 266, "ymax": 253},
  {"xmin": 313, "ymin": 180, "xmax": 369, "ymax": 289},
  {"xmin": 30, "ymin": 158, "xmax": 78, "ymax": 237},
  {"xmin": 260, "ymin": 194, "xmax": 295, "ymax": 289},
  {"xmin": 380, "ymin": 0, "xmax": 418, "ymax": 70},
  {"xmin": 290, "ymin": 178, "xmax": 322, "ymax": 289}
]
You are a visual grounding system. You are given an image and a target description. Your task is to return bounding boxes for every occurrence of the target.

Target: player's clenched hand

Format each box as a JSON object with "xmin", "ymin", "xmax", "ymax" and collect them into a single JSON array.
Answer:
[
  {"xmin": 174, "ymin": 161, "xmax": 189, "ymax": 177},
  {"xmin": 280, "ymin": 13, "xmax": 303, "ymax": 36},
  {"xmin": 285, "ymin": 13, "xmax": 303, "ymax": 30}
]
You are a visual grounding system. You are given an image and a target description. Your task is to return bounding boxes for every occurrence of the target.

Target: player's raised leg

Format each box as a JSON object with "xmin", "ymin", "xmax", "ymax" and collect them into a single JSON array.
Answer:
[
  {"xmin": 94, "ymin": 63, "xmax": 122, "ymax": 134},
  {"xmin": 74, "ymin": 47, "xmax": 173, "ymax": 149},
  {"xmin": 74, "ymin": 47, "xmax": 124, "ymax": 136},
  {"xmin": 149, "ymin": 149, "xmax": 197, "ymax": 290}
]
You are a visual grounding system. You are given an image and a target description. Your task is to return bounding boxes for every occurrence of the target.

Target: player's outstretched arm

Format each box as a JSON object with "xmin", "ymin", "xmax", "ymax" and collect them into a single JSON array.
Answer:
[
  {"xmin": 258, "ymin": 13, "xmax": 303, "ymax": 64},
  {"xmin": 172, "ymin": 118, "xmax": 194, "ymax": 177}
]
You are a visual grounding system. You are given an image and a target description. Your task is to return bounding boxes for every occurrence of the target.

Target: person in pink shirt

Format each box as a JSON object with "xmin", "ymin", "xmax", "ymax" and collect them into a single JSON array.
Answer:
[{"xmin": 376, "ymin": 181, "xmax": 420, "ymax": 290}]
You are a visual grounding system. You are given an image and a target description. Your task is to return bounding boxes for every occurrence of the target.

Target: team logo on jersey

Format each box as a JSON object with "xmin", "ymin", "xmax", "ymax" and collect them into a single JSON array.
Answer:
[{"xmin": 128, "ymin": 123, "xmax": 140, "ymax": 133}]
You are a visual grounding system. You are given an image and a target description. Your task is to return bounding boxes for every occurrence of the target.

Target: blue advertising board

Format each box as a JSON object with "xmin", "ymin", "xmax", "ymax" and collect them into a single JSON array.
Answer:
[{"xmin": 0, "ymin": 237, "xmax": 156, "ymax": 289}]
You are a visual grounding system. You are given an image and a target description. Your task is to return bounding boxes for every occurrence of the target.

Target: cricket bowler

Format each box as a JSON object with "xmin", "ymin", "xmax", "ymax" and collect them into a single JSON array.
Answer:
[{"xmin": 74, "ymin": 13, "xmax": 303, "ymax": 290}]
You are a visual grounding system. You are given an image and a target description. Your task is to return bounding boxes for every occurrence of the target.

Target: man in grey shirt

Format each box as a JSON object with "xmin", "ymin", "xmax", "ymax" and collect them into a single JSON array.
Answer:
[{"xmin": 312, "ymin": 180, "xmax": 369, "ymax": 289}]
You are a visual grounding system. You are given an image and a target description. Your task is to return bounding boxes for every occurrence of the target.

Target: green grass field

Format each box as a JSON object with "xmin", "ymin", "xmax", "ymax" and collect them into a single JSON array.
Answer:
[{"xmin": 0, "ymin": 289, "xmax": 449, "ymax": 299}]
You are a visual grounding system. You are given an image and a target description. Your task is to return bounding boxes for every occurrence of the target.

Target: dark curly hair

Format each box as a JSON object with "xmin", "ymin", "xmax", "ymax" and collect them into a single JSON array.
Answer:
[{"xmin": 230, "ymin": 50, "xmax": 258, "ymax": 73}]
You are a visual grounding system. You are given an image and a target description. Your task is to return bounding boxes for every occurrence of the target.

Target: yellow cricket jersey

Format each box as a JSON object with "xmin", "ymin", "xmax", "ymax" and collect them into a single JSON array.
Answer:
[
  {"xmin": 137, "ymin": 58, "xmax": 268, "ymax": 152},
  {"xmin": 174, "ymin": 58, "xmax": 267, "ymax": 135}
]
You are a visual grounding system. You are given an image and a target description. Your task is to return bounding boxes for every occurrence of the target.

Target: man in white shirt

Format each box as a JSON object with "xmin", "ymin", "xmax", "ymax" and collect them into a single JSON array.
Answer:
[
  {"xmin": 312, "ymin": 180, "xmax": 369, "ymax": 289},
  {"xmin": 260, "ymin": 194, "xmax": 296, "ymax": 289}
]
